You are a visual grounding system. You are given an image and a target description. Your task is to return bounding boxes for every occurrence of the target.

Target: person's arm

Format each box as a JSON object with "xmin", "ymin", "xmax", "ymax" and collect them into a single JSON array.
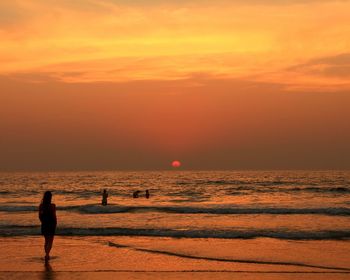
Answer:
[
  {"xmin": 51, "ymin": 204, "xmax": 57, "ymax": 226},
  {"xmin": 39, "ymin": 204, "xmax": 43, "ymax": 222}
]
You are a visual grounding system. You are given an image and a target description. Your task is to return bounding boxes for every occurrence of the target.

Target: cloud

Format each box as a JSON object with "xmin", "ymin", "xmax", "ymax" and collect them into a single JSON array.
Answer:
[
  {"xmin": 0, "ymin": 0, "xmax": 349, "ymax": 92},
  {"xmin": 249, "ymin": 52, "xmax": 350, "ymax": 92},
  {"xmin": 289, "ymin": 53, "xmax": 350, "ymax": 78}
]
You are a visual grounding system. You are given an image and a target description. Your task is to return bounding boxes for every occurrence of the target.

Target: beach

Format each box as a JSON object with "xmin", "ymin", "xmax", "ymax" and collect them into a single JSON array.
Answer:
[
  {"xmin": 0, "ymin": 171, "xmax": 349, "ymax": 279},
  {"xmin": 1, "ymin": 236, "xmax": 350, "ymax": 279}
]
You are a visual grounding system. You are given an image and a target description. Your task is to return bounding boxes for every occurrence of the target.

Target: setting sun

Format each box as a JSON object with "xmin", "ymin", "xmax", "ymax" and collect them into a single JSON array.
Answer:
[{"xmin": 172, "ymin": 160, "xmax": 181, "ymax": 168}]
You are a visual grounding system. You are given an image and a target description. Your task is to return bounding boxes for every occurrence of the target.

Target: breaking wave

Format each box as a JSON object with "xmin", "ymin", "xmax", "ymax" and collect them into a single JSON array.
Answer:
[
  {"xmin": 1, "ymin": 225, "xmax": 350, "ymax": 240},
  {"xmin": 1, "ymin": 204, "xmax": 350, "ymax": 216}
]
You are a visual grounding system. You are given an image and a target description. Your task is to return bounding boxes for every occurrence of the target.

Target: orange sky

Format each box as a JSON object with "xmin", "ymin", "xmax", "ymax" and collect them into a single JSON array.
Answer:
[{"xmin": 0, "ymin": 0, "xmax": 349, "ymax": 170}]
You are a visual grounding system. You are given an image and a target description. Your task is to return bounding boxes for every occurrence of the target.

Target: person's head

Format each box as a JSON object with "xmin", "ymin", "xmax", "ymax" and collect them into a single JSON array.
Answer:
[
  {"xmin": 103, "ymin": 189, "xmax": 107, "ymax": 193},
  {"xmin": 42, "ymin": 191, "xmax": 52, "ymax": 206}
]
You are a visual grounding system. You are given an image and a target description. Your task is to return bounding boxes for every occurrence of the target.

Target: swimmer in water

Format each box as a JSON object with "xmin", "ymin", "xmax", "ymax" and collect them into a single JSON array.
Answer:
[
  {"xmin": 102, "ymin": 189, "xmax": 108, "ymax": 206},
  {"xmin": 133, "ymin": 190, "xmax": 141, "ymax": 198}
]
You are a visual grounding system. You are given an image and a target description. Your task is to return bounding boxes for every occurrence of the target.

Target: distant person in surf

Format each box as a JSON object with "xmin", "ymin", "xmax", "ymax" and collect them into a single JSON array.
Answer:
[
  {"xmin": 38, "ymin": 191, "xmax": 57, "ymax": 262},
  {"xmin": 145, "ymin": 189, "xmax": 150, "ymax": 199},
  {"xmin": 102, "ymin": 189, "xmax": 108, "ymax": 206},
  {"xmin": 133, "ymin": 190, "xmax": 141, "ymax": 198}
]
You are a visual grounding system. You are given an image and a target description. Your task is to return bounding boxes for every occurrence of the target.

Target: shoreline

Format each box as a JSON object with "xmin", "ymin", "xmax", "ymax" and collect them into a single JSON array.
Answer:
[
  {"xmin": 1, "ymin": 236, "xmax": 349, "ymax": 272},
  {"xmin": 1, "ymin": 234, "xmax": 350, "ymax": 279}
]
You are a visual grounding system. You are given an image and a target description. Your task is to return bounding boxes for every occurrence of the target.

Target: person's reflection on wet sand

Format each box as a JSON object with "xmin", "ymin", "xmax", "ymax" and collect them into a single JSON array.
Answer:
[{"xmin": 42, "ymin": 261, "xmax": 55, "ymax": 280}]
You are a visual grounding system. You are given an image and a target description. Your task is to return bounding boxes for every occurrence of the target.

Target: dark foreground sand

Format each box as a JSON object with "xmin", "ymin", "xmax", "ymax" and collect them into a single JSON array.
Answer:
[
  {"xmin": 0, "ymin": 236, "xmax": 349, "ymax": 279},
  {"xmin": 1, "ymin": 272, "xmax": 350, "ymax": 280}
]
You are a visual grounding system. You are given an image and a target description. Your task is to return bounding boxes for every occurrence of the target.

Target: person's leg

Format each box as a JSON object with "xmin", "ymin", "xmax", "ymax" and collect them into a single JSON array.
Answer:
[
  {"xmin": 44, "ymin": 235, "xmax": 54, "ymax": 260},
  {"xmin": 44, "ymin": 235, "xmax": 49, "ymax": 259},
  {"xmin": 46, "ymin": 236, "xmax": 54, "ymax": 257}
]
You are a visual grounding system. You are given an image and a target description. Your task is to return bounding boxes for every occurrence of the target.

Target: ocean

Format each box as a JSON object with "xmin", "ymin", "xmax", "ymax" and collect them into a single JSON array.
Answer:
[{"xmin": 1, "ymin": 170, "xmax": 349, "ymax": 240}]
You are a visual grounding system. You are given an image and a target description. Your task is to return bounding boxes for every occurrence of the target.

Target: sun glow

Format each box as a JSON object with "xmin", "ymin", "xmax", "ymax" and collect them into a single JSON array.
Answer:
[{"xmin": 172, "ymin": 161, "xmax": 181, "ymax": 168}]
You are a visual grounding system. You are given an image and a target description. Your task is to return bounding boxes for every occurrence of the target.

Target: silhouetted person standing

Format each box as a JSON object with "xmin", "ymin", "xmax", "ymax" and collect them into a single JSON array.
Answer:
[
  {"xmin": 39, "ymin": 191, "xmax": 57, "ymax": 262},
  {"xmin": 145, "ymin": 190, "xmax": 150, "ymax": 199},
  {"xmin": 102, "ymin": 189, "xmax": 108, "ymax": 206}
]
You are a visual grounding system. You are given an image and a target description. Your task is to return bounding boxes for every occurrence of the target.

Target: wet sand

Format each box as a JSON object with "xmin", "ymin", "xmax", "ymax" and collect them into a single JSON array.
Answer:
[
  {"xmin": 1, "ymin": 272, "xmax": 350, "ymax": 280},
  {"xmin": 0, "ymin": 236, "xmax": 349, "ymax": 279}
]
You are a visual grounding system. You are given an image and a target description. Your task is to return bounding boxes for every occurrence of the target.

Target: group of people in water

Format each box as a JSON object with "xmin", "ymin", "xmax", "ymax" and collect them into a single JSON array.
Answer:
[
  {"xmin": 101, "ymin": 189, "xmax": 150, "ymax": 205},
  {"xmin": 39, "ymin": 189, "xmax": 151, "ymax": 262},
  {"xmin": 132, "ymin": 189, "xmax": 150, "ymax": 199}
]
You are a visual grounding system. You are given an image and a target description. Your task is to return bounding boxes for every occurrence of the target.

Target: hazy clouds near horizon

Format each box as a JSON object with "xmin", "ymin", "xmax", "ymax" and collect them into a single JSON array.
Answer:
[{"xmin": 1, "ymin": 77, "xmax": 349, "ymax": 171}]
